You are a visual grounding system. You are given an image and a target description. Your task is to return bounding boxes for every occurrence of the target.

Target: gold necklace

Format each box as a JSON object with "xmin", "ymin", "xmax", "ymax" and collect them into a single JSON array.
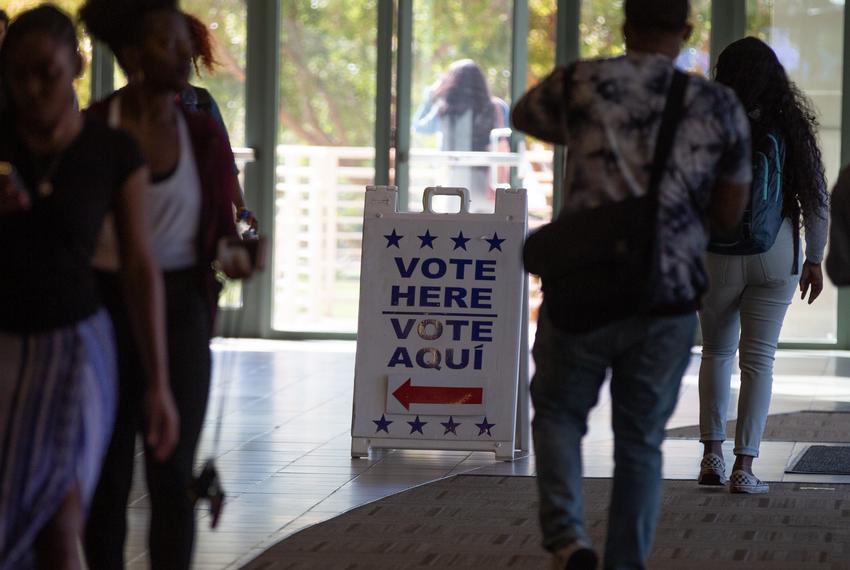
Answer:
[{"xmin": 34, "ymin": 151, "xmax": 64, "ymax": 198}]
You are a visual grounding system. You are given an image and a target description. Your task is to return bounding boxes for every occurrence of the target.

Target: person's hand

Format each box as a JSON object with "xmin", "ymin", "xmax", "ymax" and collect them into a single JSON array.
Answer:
[
  {"xmin": 144, "ymin": 384, "xmax": 180, "ymax": 461},
  {"xmin": 238, "ymin": 208, "xmax": 259, "ymax": 233},
  {"xmin": 800, "ymin": 261, "xmax": 824, "ymax": 305},
  {"xmin": 0, "ymin": 164, "xmax": 30, "ymax": 215},
  {"xmin": 220, "ymin": 254, "xmax": 253, "ymax": 279},
  {"xmin": 216, "ymin": 236, "xmax": 260, "ymax": 279}
]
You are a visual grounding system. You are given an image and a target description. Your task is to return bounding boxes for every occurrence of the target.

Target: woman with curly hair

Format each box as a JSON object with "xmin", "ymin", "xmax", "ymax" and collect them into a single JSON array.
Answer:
[
  {"xmin": 0, "ymin": 5, "xmax": 175, "ymax": 568},
  {"xmin": 414, "ymin": 59, "xmax": 508, "ymax": 212},
  {"xmin": 697, "ymin": 37, "xmax": 828, "ymax": 494},
  {"xmin": 78, "ymin": 0, "xmax": 249, "ymax": 567}
]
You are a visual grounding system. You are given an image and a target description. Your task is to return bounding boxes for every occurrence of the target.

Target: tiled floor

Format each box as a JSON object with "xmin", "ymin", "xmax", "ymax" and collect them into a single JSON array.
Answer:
[{"xmin": 121, "ymin": 341, "xmax": 850, "ymax": 569}]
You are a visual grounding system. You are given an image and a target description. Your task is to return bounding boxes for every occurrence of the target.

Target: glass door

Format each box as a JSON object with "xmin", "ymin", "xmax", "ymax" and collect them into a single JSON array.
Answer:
[
  {"xmin": 271, "ymin": 0, "xmax": 543, "ymax": 335},
  {"xmin": 397, "ymin": 0, "xmax": 517, "ymax": 214},
  {"xmin": 271, "ymin": 1, "xmax": 378, "ymax": 334},
  {"xmin": 747, "ymin": 0, "xmax": 843, "ymax": 343}
]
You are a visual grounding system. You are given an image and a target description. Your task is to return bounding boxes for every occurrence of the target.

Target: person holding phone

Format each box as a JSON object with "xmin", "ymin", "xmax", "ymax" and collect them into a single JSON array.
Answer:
[
  {"xmin": 0, "ymin": 6, "xmax": 176, "ymax": 568},
  {"xmin": 79, "ymin": 1, "xmax": 253, "ymax": 568}
]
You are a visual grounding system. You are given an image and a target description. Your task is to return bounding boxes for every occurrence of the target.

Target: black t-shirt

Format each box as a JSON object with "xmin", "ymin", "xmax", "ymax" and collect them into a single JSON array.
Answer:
[{"xmin": 0, "ymin": 115, "xmax": 144, "ymax": 333}]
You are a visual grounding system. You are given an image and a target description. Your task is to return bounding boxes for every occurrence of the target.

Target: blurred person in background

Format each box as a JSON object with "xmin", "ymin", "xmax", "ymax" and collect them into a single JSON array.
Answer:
[
  {"xmin": 80, "ymin": 0, "xmax": 251, "ymax": 567},
  {"xmin": 414, "ymin": 59, "xmax": 509, "ymax": 212},
  {"xmin": 0, "ymin": 5, "xmax": 175, "ymax": 568}
]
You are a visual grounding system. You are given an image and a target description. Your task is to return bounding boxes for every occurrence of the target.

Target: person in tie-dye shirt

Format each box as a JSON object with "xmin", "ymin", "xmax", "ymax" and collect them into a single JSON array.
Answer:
[{"xmin": 512, "ymin": 0, "xmax": 751, "ymax": 567}]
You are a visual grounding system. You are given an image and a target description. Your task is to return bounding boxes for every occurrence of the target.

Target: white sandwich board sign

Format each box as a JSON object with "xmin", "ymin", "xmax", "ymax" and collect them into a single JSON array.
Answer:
[{"xmin": 351, "ymin": 186, "xmax": 528, "ymax": 461}]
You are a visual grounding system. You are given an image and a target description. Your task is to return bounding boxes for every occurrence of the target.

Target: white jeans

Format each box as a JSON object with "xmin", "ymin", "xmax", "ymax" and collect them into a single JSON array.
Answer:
[{"xmin": 698, "ymin": 219, "xmax": 799, "ymax": 457}]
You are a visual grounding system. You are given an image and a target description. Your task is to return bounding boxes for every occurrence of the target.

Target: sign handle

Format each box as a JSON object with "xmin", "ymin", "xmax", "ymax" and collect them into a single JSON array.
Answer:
[{"xmin": 423, "ymin": 186, "xmax": 471, "ymax": 214}]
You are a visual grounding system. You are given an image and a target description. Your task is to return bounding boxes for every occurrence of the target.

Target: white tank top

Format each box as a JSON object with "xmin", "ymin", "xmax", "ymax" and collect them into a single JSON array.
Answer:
[{"xmin": 92, "ymin": 97, "xmax": 202, "ymax": 271}]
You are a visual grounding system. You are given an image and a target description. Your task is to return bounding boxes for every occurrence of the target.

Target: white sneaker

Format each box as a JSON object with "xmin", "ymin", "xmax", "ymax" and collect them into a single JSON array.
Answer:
[
  {"xmin": 698, "ymin": 453, "xmax": 728, "ymax": 486},
  {"xmin": 552, "ymin": 539, "xmax": 598, "ymax": 570},
  {"xmin": 729, "ymin": 469, "xmax": 769, "ymax": 494}
]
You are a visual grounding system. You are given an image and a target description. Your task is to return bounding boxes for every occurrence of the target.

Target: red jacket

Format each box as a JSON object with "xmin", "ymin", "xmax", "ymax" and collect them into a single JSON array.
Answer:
[{"xmin": 86, "ymin": 92, "xmax": 238, "ymax": 332}]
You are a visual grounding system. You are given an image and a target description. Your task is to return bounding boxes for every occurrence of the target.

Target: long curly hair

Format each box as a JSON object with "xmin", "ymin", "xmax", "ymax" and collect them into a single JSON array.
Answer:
[
  {"xmin": 432, "ymin": 59, "xmax": 497, "ymax": 151},
  {"xmin": 184, "ymin": 12, "xmax": 218, "ymax": 76},
  {"xmin": 715, "ymin": 37, "xmax": 827, "ymax": 223}
]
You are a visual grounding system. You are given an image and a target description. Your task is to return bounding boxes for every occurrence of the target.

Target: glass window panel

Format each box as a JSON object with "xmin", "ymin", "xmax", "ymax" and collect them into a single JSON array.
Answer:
[
  {"xmin": 5, "ymin": 1, "xmax": 91, "ymax": 107},
  {"xmin": 526, "ymin": 0, "xmax": 557, "ymax": 225},
  {"xmin": 272, "ymin": 0, "xmax": 378, "ymax": 333},
  {"xmin": 747, "ymin": 0, "xmax": 842, "ymax": 343},
  {"xmin": 579, "ymin": 0, "xmax": 711, "ymax": 76},
  {"xmin": 407, "ymin": 0, "xmax": 514, "ymax": 214},
  {"xmin": 526, "ymin": 0, "xmax": 557, "ymax": 325},
  {"xmin": 182, "ymin": 0, "xmax": 248, "ymax": 147}
]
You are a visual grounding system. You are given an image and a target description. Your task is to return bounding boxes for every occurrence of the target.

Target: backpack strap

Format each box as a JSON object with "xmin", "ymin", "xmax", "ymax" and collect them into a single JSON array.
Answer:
[
  {"xmin": 793, "ymin": 214, "xmax": 801, "ymax": 275},
  {"xmin": 765, "ymin": 133, "xmax": 798, "ymax": 273},
  {"xmin": 647, "ymin": 70, "xmax": 689, "ymax": 204},
  {"xmin": 767, "ymin": 133, "xmax": 783, "ymax": 201},
  {"xmin": 192, "ymin": 86, "xmax": 214, "ymax": 114},
  {"xmin": 770, "ymin": 134, "xmax": 798, "ymax": 274},
  {"xmin": 756, "ymin": 151, "xmax": 769, "ymax": 201}
]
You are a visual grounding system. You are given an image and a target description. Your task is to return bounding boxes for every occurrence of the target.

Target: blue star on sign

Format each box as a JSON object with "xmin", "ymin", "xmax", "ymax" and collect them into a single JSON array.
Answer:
[
  {"xmin": 408, "ymin": 415, "xmax": 428, "ymax": 435},
  {"xmin": 373, "ymin": 414, "xmax": 393, "ymax": 433},
  {"xmin": 450, "ymin": 231, "xmax": 470, "ymax": 251},
  {"xmin": 418, "ymin": 230, "xmax": 438, "ymax": 249},
  {"xmin": 384, "ymin": 229, "xmax": 403, "ymax": 248},
  {"xmin": 476, "ymin": 417, "xmax": 495, "ymax": 437},
  {"xmin": 485, "ymin": 232, "xmax": 506, "ymax": 252},
  {"xmin": 441, "ymin": 416, "xmax": 461, "ymax": 436}
]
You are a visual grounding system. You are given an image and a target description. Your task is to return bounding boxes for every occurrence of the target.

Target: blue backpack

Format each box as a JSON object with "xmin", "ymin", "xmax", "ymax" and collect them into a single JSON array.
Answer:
[{"xmin": 709, "ymin": 133, "xmax": 786, "ymax": 255}]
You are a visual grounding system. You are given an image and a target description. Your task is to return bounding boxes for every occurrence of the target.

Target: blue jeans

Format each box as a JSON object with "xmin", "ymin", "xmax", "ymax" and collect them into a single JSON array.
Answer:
[
  {"xmin": 699, "ymin": 219, "xmax": 799, "ymax": 457},
  {"xmin": 531, "ymin": 306, "xmax": 696, "ymax": 569}
]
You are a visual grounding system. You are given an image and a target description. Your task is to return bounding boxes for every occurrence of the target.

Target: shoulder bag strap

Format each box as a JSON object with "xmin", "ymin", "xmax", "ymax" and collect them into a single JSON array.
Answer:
[
  {"xmin": 642, "ymin": 69, "xmax": 689, "ymax": 310},
  {"xmin": 647, "ymin": 69, "xmax": 690, "ymax": 204}
]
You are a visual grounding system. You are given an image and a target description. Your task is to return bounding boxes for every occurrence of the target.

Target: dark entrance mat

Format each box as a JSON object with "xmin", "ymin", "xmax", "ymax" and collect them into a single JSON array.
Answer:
[
  {"xmin": 666, "ymin": 411, "xmax": 850, "ymax": 443},
  {"xmin": 787, "ymin": 445, "xmax": 850, "ymax": 475},
  {"xmin": 242, "ymin": 475, "xmax": 850, "ymax": 569}
]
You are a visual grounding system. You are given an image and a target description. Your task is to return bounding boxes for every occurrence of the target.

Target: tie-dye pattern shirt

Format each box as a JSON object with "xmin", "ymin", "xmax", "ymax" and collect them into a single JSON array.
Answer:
[{"xmin": 513, "ymin": 52, "xmax": 752, "ymax": 307}]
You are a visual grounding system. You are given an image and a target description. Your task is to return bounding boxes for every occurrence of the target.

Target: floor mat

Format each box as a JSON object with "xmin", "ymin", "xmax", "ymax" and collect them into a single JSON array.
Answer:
[
  {"xmin": 666, "ymin": 411, "xmax": 850, "ymax": 443},
  {"xmin": 787, "ymin": 445, "xmax": 850, "ymax": 475},
  {"xmin": 242, "ymin": 474, "xmax": 850, "ymax": 569}
]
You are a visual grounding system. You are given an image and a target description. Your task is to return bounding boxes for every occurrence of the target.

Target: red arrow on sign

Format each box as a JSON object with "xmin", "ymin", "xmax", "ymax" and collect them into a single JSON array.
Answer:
[{"xmin": 392, "ymin": 378, "xmax": 484, "ymax": 411}]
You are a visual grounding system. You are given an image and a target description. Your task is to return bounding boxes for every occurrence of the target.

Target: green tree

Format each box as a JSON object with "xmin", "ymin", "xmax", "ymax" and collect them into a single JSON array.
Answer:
[
  {"xmin": 151, "ymin": 0, "xmax": 755, "ymax": 149},
  {"xmin": 580, "ymin": 0, "xmax": 712, "ymax": 74},
  {"xmin": 181, "ymin": 0, "xmax": 249, "ymax": 146}
]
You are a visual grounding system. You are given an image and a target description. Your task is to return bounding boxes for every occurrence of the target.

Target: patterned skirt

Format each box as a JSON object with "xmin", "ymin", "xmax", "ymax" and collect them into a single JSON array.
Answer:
[{"xmin": 0, "ymin": 310, "xmax": 117, "ymax": 569}]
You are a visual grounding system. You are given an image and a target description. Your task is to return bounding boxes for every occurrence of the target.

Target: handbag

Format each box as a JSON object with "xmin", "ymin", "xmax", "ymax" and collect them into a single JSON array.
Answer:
[{"xmin": 523, "ymin": 69, "xmax": 689, "ymax": 333}]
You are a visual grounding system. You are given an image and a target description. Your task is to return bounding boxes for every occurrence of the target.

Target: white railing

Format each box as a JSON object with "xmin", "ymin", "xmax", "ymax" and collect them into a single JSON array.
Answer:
[
  {"xmin": 272, "ymin": 145, "xmax": 554, "ymax": 332},
  {"xmin": 258, "ymin": 137, "xmax": 841, "ymax": 341}
]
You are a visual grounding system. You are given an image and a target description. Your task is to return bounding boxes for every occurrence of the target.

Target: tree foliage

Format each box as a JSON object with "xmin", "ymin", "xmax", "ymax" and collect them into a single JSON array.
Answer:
[{"xmin": 12, "ymin": 1, "xmax": 828, "ymax": 150}]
